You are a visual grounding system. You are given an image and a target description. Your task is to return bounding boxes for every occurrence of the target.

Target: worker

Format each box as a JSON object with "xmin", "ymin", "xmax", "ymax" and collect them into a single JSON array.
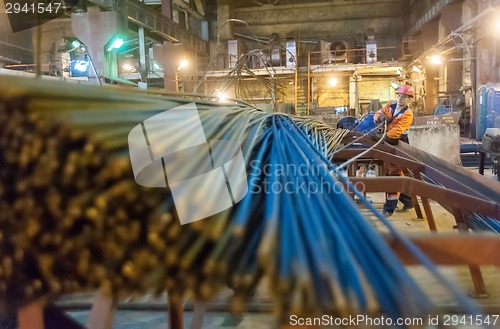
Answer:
[{"xmin": 373, "ymin": 84, "xmax": 415, "ymax": 217}]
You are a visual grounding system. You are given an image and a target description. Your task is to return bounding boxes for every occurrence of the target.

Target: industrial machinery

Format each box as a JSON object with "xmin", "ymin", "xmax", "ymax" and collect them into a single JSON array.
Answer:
[
  {"xmin": 320, "ymin": 39, "xmax": 350, "ymax": 63},
  {"xmin": 482, "ymin": 128, "xmax": 500, "ymax": 181}
]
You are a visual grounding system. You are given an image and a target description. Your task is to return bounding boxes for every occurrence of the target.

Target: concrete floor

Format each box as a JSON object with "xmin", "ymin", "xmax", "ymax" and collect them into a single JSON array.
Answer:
[
  {"xmin": 68, "ymin": 310, "xmax": 277, "ymax": 329},
  {"xmin": 58, "ymin": 186, "xmax": 500, "ymax": 329}
]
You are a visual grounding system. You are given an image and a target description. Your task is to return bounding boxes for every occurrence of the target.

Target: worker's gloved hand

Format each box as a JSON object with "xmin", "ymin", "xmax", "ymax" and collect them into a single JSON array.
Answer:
[
  {"xmin": 370, "ymin": 134, "xmax": 399, "ymax": 145},
  {"xmin": 373, "ymin": 114, "xmax": 385, "ymax": 124},
  {"xmin": 370, "ymin": 134, "xmax": 384, "ymax": 142},
  {"xmin": 385, "ymin": 135, "xmax": 399, "ymax": 145}
]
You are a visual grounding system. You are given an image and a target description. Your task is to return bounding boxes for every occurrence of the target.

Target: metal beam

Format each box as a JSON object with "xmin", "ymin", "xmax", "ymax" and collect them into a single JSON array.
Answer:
[
  {"xmin": 407, "ymin": 0, "xmax": 457, "ymax": 36},
  {"xmin": 397, "ymin": 142, "xmax": 500, "ymax": 200},
  {"xmin": 138, "ymin": 26, "xmax": 149, "ymax": 83},
  {"xmin": 193, "ymin": 0, "xmax": 205, "ymax": 15}
]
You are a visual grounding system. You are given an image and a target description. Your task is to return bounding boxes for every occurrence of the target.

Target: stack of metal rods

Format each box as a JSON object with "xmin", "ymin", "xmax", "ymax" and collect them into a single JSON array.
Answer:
[
  {"xmin": 465, "ymin": 213, "xmax": 500, "ymax": 233},
  {"xmin": 0, "ymin": 80, "xmax": 269, "ymax": 312},
  {"xmin": 0, "ymin": 95, "xmax": 172, "ymax": 311},
  {"xmin": 0, "ymin": 76, "xmax": 482, "ymax": 322},
  {"xmin": 292, "ymin": 117, "xmax": 352, "ymax": 159}
]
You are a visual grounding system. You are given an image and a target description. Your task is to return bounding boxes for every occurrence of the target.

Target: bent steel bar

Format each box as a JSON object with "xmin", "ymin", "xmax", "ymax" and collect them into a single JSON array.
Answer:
[
  {"xmin": 396, "ymin": 141, "xmax": 500, "ymax": 201},
  {"xmin": 334, "ymin": 148, "xmax": 425, "ymax": 172}
]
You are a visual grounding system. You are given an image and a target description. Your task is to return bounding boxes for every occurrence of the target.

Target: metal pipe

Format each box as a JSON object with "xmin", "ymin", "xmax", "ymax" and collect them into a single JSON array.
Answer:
[
  {"xmin": 354, "ymin": 74, "xmax": 359, "ymax": 117},
  {"xmin": 138, "ymin": 27, "xmax": 149, "ymax": 84},
  {"xmin": 35, "ymin": 17, "xmax": 41, "ymax": 77},
  {"xmin": 249, "ymin": 0, "xmax": 263, "ymax": 6},
  {"xmin": 0, "ymin": 40, "xmax": 33, "ymax": 52},
  {"xmin": 307, "ymin": 51, "xmax": 310, "ymax": 115},
  {"xmin": 173, "ymin": 0, "xmax": 205, "ymax": 20},
  {"xmin": 448, "ymin": 57, "xmax": 477, "ymax": 61},
  {"xmin": 233, "ymin": 33, "xmax": 269, "ymax": 44},
  {"xmin": 0, "ymin": 56, "xmax": 22, "ymax": 64}
]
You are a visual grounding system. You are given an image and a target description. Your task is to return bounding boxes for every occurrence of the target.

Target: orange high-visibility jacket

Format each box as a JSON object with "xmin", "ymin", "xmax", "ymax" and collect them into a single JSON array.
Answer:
[{"xmin": 374, "ymin": 101, "xmax": 413, "ymax": 139}]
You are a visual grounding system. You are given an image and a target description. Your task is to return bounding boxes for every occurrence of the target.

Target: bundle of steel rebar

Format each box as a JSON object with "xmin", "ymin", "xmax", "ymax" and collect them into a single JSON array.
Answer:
[
  {"xmin": 465, "ymin": 213, "xmax": 500, "ymax": 233},
  {"xmin": 0, "ymin": 76, "xmax": 482, "ymax": 321}
]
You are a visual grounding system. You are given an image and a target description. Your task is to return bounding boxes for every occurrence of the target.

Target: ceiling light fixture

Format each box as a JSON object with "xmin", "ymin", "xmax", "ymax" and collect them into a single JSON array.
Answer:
[
  {"xmin": 429, "ymin": 55, "xmax": 442, "ymax": 65},
  {"xmin": 107, "ymin": 37, "xmax": 124, "ymax": 52},
  {"xmin": 178, "ymin": 59, "xmax": 188, "ymax": 71}
]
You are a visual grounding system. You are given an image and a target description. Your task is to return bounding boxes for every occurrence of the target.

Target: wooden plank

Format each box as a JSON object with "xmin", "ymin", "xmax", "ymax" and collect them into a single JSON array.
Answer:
[
  {"xmin": 18, "ymin": 300, "xmax": 45, "ymax": 329},
  {"xmin": 168, "ymin": 294, "xmax": 184, "ymax": 329},
  {"xmin": 386, "ymin": 233, "xmax": 500, "ymax": 266},
  {"xmin": 349, "ymin": 176, "xmax": 500, "ymax": 219}
]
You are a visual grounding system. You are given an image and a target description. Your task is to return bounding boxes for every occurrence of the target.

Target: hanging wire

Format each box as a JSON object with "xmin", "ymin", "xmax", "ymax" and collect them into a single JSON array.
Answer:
[{"xmin": 194, "ymin": 19, "xmax": 265, "ymax": 94}]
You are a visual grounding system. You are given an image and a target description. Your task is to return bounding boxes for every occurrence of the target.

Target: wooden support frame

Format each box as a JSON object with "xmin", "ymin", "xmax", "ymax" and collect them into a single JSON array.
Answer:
[
  {"xmin": 168, "ymin": 294, "xmax": 184, "ymax": 329},
  {"xmin": 337, "ymin": 134, "xmax": 500, "ymax": 297},
  {"xmin": 452, "ymin": 208, "xmax": 488, "ymax": 297},
  {"xmin": 18, "ymin": 300, "xmax": 87, "ymax": 329},
  {"xmin": 18, "ymin": 301, "xmax": 45, "ymax": 329},
  {"xmin": 348, "ymin": 176, "xmax": 499, "ymax": 219},
  {"xmin": 387, "ymin": 233, "xmax": 500, "ymax": 266}
]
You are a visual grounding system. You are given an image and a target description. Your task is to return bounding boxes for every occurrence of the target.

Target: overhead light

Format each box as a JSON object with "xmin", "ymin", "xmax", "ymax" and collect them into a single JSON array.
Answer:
[
  {"xmin": 492, "ymin": 14, "xmax": 500, "ymax": 33},
  {"xmin": 412, "ymin": 65, "xmax": 422, "ymax": 73},
  {"xmin": 216, "ymin": 92, "xmax": 227, "ymax": 101},
  {"xmin": 59, "ymin": 36, "xmax": 84, "ymax": 53},
  {"xmin": 123, "ymin": 63, "xmax": 134, "ymax": 71},
  {"xmin": 429, "ymin": 55, "xmax": 442, "ymax": 65},
  {"xmin": 178, "ymin": 59, "xmax": 188, "ymax": 70},
  {"xmin": 390, "ymin": 81, "xmax": 399, "ymax": 90},
  {"xmin": 107, "ymin": 37, "xmax": 124, "ymax": 52},
  {"xmin": 113, "ymin": 39, "xmax": 124, "ymax": 48},
  {"xmin": 328, "ymin": 77, "xmax": 338, "ymax": 87}
]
